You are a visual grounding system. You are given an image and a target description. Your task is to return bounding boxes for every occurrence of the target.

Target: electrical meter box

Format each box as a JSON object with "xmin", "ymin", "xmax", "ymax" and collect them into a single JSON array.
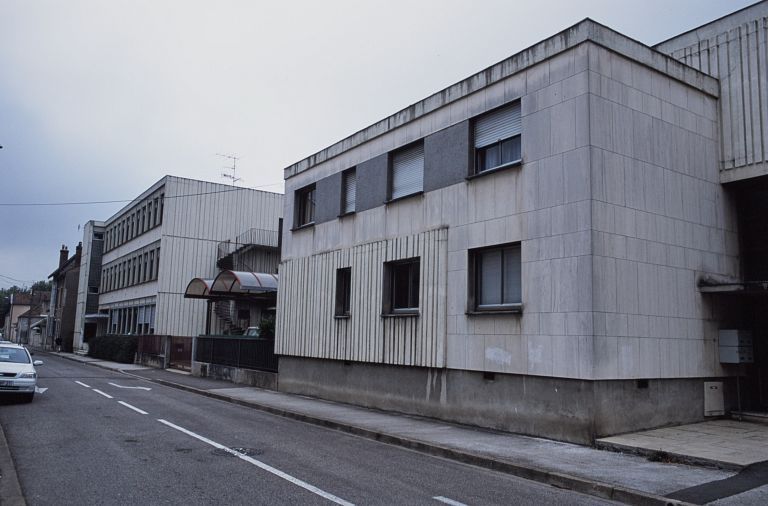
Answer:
[
  {"xmin": 704, "ymin": 382, "xmax": 724, "ymax": 416},
  {"xmin": 718, "ymin": 330, "xmax": 753, "ymax": 364}
]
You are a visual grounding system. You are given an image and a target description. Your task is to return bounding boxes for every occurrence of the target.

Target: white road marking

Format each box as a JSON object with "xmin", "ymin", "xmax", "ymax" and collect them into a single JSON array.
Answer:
[
  {"xmin": 118, "ymin": 401, "xmax": 148, "ymax": 415},
  {"xmin": 433, "ymin": 497, "xmax": 468, "ymax": 506},
  {"xmin": 157, "ymin": 419, "xmax": 354, "ymax": 506},
  {"xmin": 34, "ymin": 387, "xmax": 48, "ymax": 394},
  {"xmin": 108, "ymin": 382, "xmax": 152, "ymax": 391},
  {"xmin": 75, "ymin": 381, "xmax": 91, "ymax": 388},
  {"xmin": 92, "ymin": 389, "xmax": 113, "ymax": 399}
]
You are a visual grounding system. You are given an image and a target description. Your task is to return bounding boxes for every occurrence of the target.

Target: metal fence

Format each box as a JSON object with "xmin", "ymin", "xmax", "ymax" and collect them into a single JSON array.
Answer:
[
  {"xmin": 137, "ymin": 334, "xmax": 165, "ymax": 356},
  {"xmin": 217, "ymin": 228, "xmax": 280, "ymax": 262},
  {"xmin": 195, "ymin": 336, "xmax": 278, "ymax": 373}
]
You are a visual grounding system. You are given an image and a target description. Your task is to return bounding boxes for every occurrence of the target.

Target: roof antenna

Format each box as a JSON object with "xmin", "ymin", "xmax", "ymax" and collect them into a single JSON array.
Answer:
[{"xmin": 217, "ymin": 153, "xmax": 242, "ymax": 186}]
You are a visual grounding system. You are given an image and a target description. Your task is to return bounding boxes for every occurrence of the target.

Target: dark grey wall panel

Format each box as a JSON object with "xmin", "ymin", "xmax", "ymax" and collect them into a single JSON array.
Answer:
[
  {"xmin": 356, "ymin": 153, "xmax": 389, "ymax": 213},
  {"xmin": 314, "ymin": 172, "xmax": 342, "ymax": 224},
  {"xmin": 424, "ymin": 120, "xmax": 470, "ymax": 192}
]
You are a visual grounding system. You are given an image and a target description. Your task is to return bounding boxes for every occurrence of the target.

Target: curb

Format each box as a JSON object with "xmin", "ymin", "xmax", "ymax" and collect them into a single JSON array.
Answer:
[
  {"xmin": 55, "ymin": 353, "xmax": 690, "ymax": 506},
  {"xmin": 0, "ymin": 422, "xmax": 26, "ymax": 506}
]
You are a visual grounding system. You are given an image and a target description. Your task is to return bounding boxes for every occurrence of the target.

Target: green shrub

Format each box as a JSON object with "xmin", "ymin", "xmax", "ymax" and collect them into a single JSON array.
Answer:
[
  {"xmin": 257, "ymin": 316, "xmax": 275, "ymax": 339},
  {"xmin": 88, "ymin": 335, "xmax": 138, "ymax": 363}
]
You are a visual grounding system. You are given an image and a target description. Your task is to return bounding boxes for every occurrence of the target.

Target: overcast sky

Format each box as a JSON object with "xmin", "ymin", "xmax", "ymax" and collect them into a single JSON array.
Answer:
[{"xmin": 0, "ymin": 0, "xmax": 755, "ymax": 288}]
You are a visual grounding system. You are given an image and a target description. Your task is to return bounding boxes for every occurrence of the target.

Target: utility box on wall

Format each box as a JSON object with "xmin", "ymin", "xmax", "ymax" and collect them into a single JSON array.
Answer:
[
  {"xmin": 719, "ymin": 330, "xmax": 754, "ymax": 364},
  {"xmin": 704, "ymin": 382, "xmax": 725, "ymax": 416}
]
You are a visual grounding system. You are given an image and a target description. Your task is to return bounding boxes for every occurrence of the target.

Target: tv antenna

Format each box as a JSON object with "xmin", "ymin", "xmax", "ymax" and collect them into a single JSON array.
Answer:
[{"xmin": 217, "ymin": 153, "xmax": 242, "ymax": 186}]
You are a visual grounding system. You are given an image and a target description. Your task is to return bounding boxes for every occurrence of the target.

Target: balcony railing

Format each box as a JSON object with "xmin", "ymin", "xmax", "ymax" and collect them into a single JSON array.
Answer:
[{"xmin": 217, "ymin": 228, "xmax": 280, "ymax": 264}]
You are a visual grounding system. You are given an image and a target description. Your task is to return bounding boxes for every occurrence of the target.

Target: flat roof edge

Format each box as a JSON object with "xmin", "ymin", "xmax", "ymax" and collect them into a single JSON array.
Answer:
[
  {"xmin": 654, "ymin": 1, "xmax": 768, "ymax": 50},
  {"xmin": 284, "ymin": 18, "xmax": 719, "ymax": 180}
]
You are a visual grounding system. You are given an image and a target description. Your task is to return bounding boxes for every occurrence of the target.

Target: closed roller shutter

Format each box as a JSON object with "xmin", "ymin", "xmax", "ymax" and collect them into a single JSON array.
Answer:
[
  {"xmin": 474, "ymin": 102, "xmax": 521, "ymax": 148},
  {"xmin": 391, "ymin": 143, "xmax": 424, "ymax": 200},
  {"xmin": 343, "ymin": 169, "xmax": 356, "ymax": 213}
]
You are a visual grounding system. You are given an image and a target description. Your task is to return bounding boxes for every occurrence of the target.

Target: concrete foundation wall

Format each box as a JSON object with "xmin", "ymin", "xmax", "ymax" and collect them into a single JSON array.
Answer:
[
  {"xmin": 192, "ymin": 360, "xmax": 277, "ymax": 390},
  {"xmin": 279, "ymin": 356, "xmax": 716, "ymax": 444},
  {"xmin": 136, "ymin": 352, "xmax": 166, "ymax": 369}
]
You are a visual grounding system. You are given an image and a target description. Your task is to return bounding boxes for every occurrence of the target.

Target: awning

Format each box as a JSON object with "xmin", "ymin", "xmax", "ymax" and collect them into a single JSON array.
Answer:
[
  {"xmin": 211, "ymin": 271, "xmax": 278, "ymax": 294},
  {"xmin": 184, "ymin": 271, "xmax": 278, "ymax": 299},
  {"xmin": 84, "ymin": 313, "xmax": 110, "ymax": 319},
  {"xmin": 184, "ymin": 278, "xmax": 216, "ymax": 299}
]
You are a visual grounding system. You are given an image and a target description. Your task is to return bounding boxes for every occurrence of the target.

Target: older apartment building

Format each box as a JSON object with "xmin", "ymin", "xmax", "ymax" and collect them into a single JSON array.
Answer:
[
  {"xmin": 276, "ymin": 3, "xmax": 768, "ymax": 443},
  {"xmin": 72, "ymin": 176, "xmax": 283, "ymax": 351}
]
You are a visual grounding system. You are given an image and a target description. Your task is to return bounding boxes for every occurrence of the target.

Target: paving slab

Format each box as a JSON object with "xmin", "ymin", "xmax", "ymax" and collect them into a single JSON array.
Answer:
[{"xmin": 598, "ymin": 421, "xmax": 768, "ymax": 469}]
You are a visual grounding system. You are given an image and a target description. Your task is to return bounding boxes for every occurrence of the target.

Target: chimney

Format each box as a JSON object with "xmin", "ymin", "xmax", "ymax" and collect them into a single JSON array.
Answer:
[
  {"xmin": 59, "ymin": 244, "xmax": 69, "ymax": 268},
  {"xmin": 75, "ymin": 242, "xmax": 82, "ymax": 259}
]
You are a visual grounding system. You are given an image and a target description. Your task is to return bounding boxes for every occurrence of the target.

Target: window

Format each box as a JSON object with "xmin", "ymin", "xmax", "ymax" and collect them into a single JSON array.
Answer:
[
  {"xmin": 389, "ymin": 142, "xmax": 424, "ymax": 200},
  {"xmin": 94, "ymin": 232, "xmax": 104, "ymax": 240},
  {"xmin": 88, "ymin": 286, "xmax": 99, "ymax": 294},
  {"xmin": 335, "ymin": 267, "xmax": 352, "ymax": 317},
  {"xmin": 294, "ymin": 184, "xmax": 316, "ymax": 228},
  {"xmin": 341, "ymin": 169, "xmax": 356, "ymax": 215},
  {"xmin": 473, "ymin": 102, "xmax": 522, "ymax": 174},
  {"xmin": 469, "ymin": 243, "xmax": 522, "ymax": 312},
  {"xmin": 383, "ymin": 258, "xmax": 420, "ymax": 314}
]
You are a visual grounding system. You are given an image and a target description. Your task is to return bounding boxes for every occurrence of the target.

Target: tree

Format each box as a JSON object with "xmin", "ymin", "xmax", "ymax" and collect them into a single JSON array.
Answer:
[{"xmin": 31, "ymin": 280, "xmax": 52, "ymax": 292}]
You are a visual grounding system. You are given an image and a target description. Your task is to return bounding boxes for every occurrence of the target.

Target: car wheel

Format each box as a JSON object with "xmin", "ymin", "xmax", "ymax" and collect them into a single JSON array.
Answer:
[{"xmin": 22, "ymin": 393, "xmax": 34, "ymax": 403}]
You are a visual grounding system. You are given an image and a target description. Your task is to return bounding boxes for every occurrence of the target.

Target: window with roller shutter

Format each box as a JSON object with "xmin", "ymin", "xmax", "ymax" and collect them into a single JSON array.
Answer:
[
  {"xmin": 473, "ymin": 101, "xmax": 522, "ymax": 175},
  {"xmin": 389, "ymin": 142, "xmax": 424, "ymax": 201}
]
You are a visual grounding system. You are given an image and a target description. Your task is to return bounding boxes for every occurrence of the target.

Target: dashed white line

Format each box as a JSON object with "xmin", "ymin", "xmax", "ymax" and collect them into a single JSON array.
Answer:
[
  {"xmin": 75, "ymin": 381, "xmax": 91, "ymax": 388},
  {"xmin": 92, "ymin": 389, "xmax": 113, "ymax": 399},
  {"xmin": 433, "ymin": 496, "xmax": 468, "ymax": 506},
  {"xmin": 109, "ymin": 382, "xmax": 152, "ymax": 391},
  {"xmin": 118, "ymin": 401, "xmax": 148, "ymax": 415},
  {"xmin": 157, "ymin": 419, "xmax": 354, "ymax": 506}
]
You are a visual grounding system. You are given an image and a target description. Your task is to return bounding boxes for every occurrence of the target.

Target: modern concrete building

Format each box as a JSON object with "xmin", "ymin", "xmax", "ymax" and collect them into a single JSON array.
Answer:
[
  {"xmin": 276, "ymin": 3, "xmax": 767, "ymax": 443},
  {"xmin": 72, "ymin": 220, "xmax": 105, "ymax": 352},
  {"xmin": 82, "ymin": 176, "xmax": 283, "ymax": 352}
]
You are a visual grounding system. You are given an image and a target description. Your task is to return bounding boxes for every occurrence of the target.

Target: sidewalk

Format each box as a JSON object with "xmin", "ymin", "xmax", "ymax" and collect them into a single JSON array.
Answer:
[{"xmin": 51, "ymin": 352, "xmax": 737, "ymax": 505}]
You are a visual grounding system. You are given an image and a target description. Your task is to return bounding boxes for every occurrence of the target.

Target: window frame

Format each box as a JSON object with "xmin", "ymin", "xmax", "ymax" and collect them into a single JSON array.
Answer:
[
  {"xmin": 334, "ymin": 267, "xmax": 352, "ymax": 318},
  {"xmin": 382, "ymin": 257, "xmax": 420, "ymax": 316},
  {"xmin": 293, "ymin": 183, "xmax": 316, "ymax": 229},
  {"xmin": 470, "ymin": 101, "xmax": 523, "ymax": 178},
  {"xmin": 467, "ymin": 243, "xmax": 523, "ymax": 315}
]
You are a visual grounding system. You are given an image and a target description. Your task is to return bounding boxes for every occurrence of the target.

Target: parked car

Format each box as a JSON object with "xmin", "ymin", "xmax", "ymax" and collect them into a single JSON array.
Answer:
[{"xmin": 0, "ymin": 343, "xmax": 43, "ymax": 402}]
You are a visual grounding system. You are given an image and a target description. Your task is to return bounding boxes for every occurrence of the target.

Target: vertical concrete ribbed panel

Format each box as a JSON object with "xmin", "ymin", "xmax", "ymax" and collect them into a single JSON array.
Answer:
[
  {"xmin": 665, "ymin": 18, "xmax": 768, "ymax": 173},
  {"xmin": 156, "ymin": 177, "xmax": 283, "ymax": 337},
  {"xmin": 276, "ymin": 227, "xmax": 448, "ymax": 368}
]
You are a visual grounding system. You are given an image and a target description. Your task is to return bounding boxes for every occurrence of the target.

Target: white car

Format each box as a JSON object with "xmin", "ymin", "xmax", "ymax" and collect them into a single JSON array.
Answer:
[{"xmin": 0, "ymin": 343, "xmax": 43, "ymax": 402}]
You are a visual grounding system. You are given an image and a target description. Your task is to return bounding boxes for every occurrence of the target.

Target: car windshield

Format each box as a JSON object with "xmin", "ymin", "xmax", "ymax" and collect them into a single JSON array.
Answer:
[{"xmin": 0, "ymin": 347, "xmax": 30, "ymax": 364}]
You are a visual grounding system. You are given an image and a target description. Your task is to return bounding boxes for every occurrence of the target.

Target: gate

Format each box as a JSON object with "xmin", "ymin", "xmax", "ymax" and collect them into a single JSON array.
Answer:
[{"xmin": 169, "ymin": 336, "xmax": 193, "ymax": 370}]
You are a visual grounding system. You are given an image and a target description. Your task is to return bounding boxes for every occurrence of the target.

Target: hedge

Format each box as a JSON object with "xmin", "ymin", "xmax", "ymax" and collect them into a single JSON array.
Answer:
[{"xmin": 88, "ymin": 335, "xmax": 138, "ymax": 363}]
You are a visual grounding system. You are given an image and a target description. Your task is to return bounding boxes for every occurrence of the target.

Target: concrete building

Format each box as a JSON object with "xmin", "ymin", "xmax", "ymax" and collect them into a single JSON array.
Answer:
[
  {"xmin": 276, "ymin": 3, "xmax": 767, "ymax": 443},
  {"xmin": 84, "ymin": 176, "xmax": 283, "ymax": 350},
  {"xmin": 72, "ymin": 220, "xmax": 105, "ymax": 352},
  {"xmin": 2, "ymin": 291, "xmax": 49, "ymax": 344},
  {"xmin": 49, "ymin": 243, "xmax": 82, "ymax": 351},
  {"xmin": 17, "ymin": 296, "xmax": 51, "ymax": 347}
]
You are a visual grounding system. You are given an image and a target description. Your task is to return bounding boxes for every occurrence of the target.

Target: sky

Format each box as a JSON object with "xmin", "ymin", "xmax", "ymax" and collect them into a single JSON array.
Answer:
[{"xmin": 0, "ymin": 0, "xmax": 756, "ymax": 288}]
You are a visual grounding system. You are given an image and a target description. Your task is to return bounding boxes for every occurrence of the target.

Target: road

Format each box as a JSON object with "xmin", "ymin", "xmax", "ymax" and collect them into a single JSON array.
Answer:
[{"xmin": 0, "ymin": 354, "xmax": 615, "ymax": 505}]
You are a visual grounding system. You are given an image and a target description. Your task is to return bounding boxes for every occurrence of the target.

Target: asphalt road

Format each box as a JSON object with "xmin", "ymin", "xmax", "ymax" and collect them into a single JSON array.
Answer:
[{"xmin": 0, "ymin": 354, "xmax": 616, "ymax": 506}]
